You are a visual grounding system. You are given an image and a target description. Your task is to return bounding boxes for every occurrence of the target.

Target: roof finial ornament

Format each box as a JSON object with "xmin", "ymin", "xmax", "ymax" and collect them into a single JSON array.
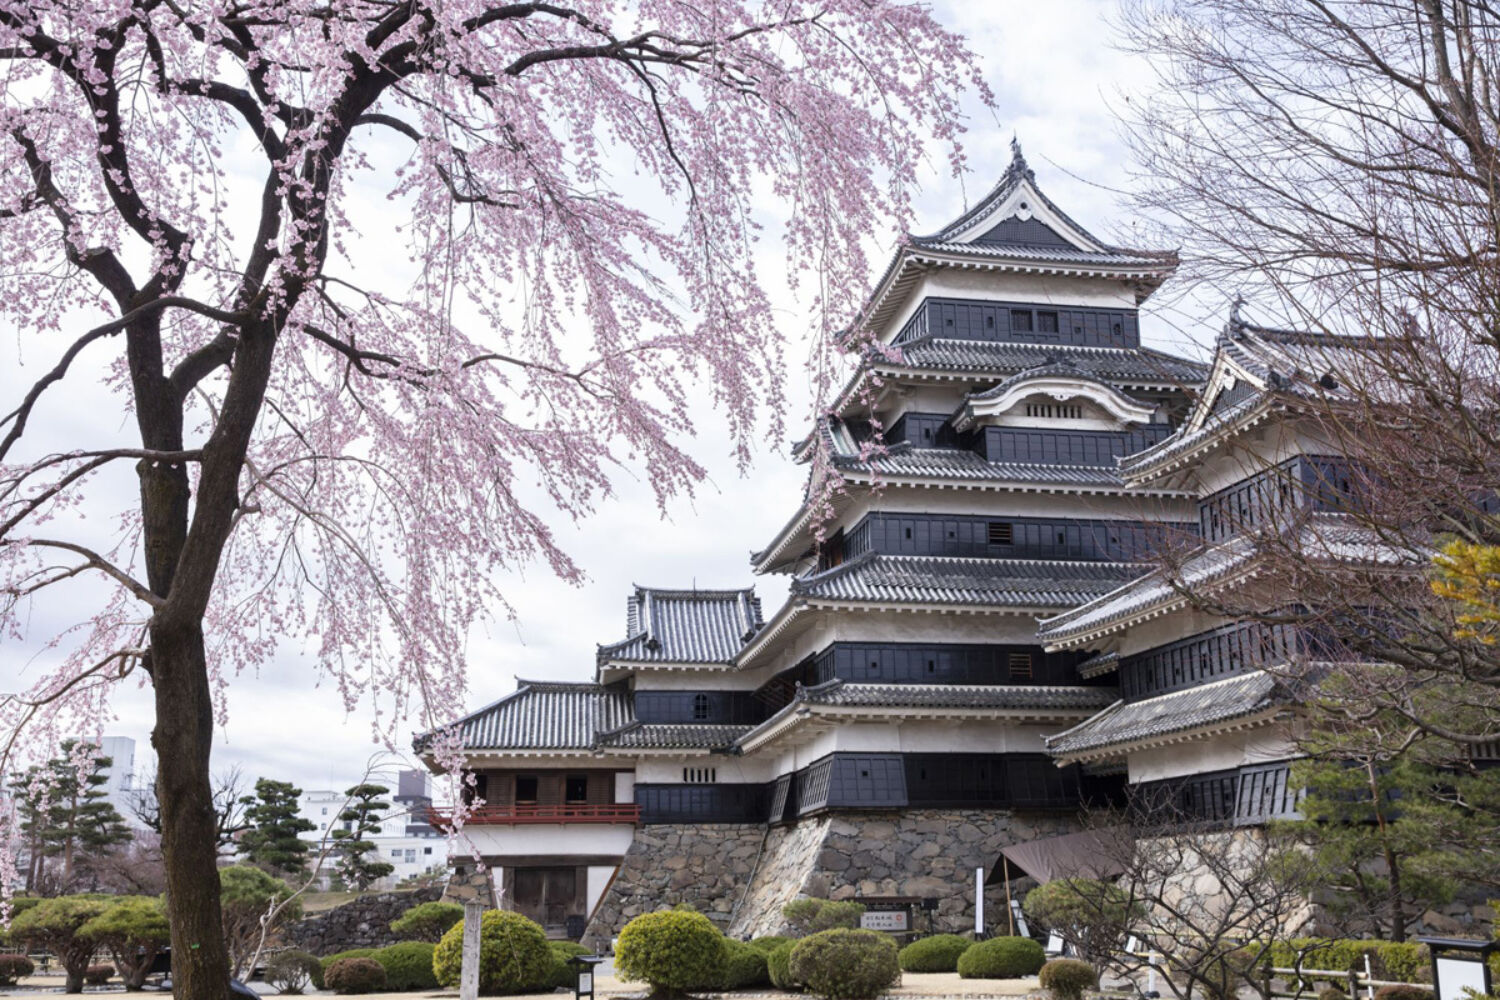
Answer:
[
  {"xmin": 1228, "ymin": 295, "xmax": 1247, "ymax": 339},
  {"xmin": 1008, "ymin": 134, "xmax": 1033, "ymax": 181}
]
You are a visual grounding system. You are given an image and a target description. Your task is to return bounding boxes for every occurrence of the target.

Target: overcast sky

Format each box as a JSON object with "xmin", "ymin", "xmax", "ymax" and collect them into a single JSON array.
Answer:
[{"xmin": 4, "ymin": 0, "xmax": 1225, "ymax": 797}]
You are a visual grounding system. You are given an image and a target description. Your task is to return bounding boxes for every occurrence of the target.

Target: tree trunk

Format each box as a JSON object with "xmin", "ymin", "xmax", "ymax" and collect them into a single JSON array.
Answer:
[{"xmin": 151, "ymin": 621, "xmax": 229, "ymax": 1000}]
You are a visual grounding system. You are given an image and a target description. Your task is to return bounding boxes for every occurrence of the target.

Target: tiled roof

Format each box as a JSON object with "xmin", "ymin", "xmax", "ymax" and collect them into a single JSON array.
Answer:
[
  {"xmin": 966, "ymin": 356, "xmax": 1129, "ymax": 401},
  {"xmin": 905, "ymin": 240, "xmax": 1174, "ymax": 268},
  {"xmin": 432, "ymin": 680, "xmax": 635, "ymax": 752},
  {"xmin": 598, "ymin": 585, "xmax": 764, "ymax": 664},
  {"xmin": 593, "ymin": 722, "xmax": 752, "ymax": 750},
  {"xmin": 799, "ymin": 680, "xmax": 1118, "ymax": 712},
  {"xmin": 832, "ymin": 443, "xmax": 1131, "ymax": 488},
  {"xmin": 1037, "ymin": 536, "xmax": 1256, "ymax": 645},
  {"xmin": 888, "ymin": 339, "xmax": 1208, "ymax": 385},
  {"xmin": 1075, "ymin": 651, "xmax": 1120, "ymax": 679},
  {"xmin": 790, "ymin": 552, "xmax": 1145, "ymax": 609},
  {"xmin": 1046, "ymin": 672, "xmax": 1282, "ymax": 758}
]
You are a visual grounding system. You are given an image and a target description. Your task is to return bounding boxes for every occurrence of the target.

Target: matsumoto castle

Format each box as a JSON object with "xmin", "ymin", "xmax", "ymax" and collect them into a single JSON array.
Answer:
[{"xmin": 417, "ymin": 143, "xmax": 1371, "ymax": 944}]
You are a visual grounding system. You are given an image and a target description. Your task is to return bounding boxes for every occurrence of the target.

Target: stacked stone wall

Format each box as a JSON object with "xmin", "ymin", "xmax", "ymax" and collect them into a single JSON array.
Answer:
[
  {"xmin": 285, "ymin": 886, "xmax": 443, "ymax": 956},
  {"xmin": 583, "ymin": 809, "xmax": 1080, "ymax": 948}
]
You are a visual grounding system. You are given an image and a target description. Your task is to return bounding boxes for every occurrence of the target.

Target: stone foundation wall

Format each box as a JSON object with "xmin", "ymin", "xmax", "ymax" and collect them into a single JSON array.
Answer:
[
  {"xmin": 584, "ymin": 809, "xmax": 1081, "ymax": 949},
  {"xmin": 285, "ymin": 886, "xmax": 443, "ymax": 956}
]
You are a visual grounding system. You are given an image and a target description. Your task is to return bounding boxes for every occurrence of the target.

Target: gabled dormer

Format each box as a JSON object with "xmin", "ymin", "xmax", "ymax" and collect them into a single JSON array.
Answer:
[
  {"xmin": 951, "ymin": 357, "xmax": 1161, "ymax": 434},
  {"xmin": 595, "ymin": 585, "xmax": 764, "ymax": 680}
]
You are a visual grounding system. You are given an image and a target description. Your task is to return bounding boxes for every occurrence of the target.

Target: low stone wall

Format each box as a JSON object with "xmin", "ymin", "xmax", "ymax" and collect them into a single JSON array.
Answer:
[
  {"xmin": 583, "ymin": 809, "xmax": 1081, "ymax": 949},
  {"xmin": 285, "ymin": 886, "xmax": 443, "ymax": 956}
]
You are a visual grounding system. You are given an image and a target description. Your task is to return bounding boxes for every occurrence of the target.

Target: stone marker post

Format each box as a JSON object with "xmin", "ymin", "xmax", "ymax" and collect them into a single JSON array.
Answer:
[{"xmin": 460, "ymin": 900, "xmax": 484, "ymax": 1000}]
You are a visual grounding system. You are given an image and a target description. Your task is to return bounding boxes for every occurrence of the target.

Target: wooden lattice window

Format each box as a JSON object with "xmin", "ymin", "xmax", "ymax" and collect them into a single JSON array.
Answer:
[
  {"xmin": 1008, "ymin": 652, "xmax": 1034, "ymax": 680},
  {"xmin": 988, "ymin": 522, "xmax": 1013, "ymax": 545}
]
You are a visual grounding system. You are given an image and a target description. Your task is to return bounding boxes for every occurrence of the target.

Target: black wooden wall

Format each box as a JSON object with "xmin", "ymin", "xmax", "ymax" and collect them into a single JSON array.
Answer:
[
  {"xmin": 894, "ymin": 297, "xmax": 1141, "ymax": 349},
  {"xmin": 843, "ymin": 511, "xmax": 1191, "ymax": 562}
]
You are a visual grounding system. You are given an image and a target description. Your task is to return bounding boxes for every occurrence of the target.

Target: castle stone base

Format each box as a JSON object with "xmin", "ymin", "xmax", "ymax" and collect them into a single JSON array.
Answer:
[{"xmin": 581, "ymin": 810, "xmax": 1080, "ymax": 949}]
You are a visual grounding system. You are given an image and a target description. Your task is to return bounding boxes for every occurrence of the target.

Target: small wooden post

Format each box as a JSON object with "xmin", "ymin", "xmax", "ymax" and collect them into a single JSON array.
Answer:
[
  {"xmin": 460, "ymin": 900, "xmax": 484, "ymax": 1000},
  {"xmin": 1002, "ymin": 857, "xmax": 1015, "ymax": 936}
]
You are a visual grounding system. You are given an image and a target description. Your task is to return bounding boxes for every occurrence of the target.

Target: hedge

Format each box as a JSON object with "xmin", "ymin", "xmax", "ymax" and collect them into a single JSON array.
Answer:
[
  {"xmin": 317, "ymin": 947, "xmax": 378, "ymax": 989},
  {"xmin": 721, "ymin": 939, "xmax": 771, "ymax": 990},
  {"xmin": 615, "ymin": 910, "xmax": 727, "ymax": 999},
  {"xmin": 546, "ymin": 942, "xmax": 593, "ymax": 991},
  {"xmin": 1039, "ymin": 959, "xmax": 1097, "ymax": 1000},
  {"xmin": 749, "ymin": 936, "xmax": 793, "ymax": 954},
  {"xmin": 373, "ymin": 941, "xmax": 439, "ymax": 991},
  {"xmin": 956, "ymin": 937, "xmax": 1046, "ymax": 979},
  {"xmin": 325, "ymin": 957, "xmax": 387, "ymax": 995},
  {"xmin": 898, "ymin": 934, "xmax": 972, "ymax": 973},
  {"xmin": 1268, "ymin": 940, "xmax": 1430, "ymax": 985},
  {"xmin": 432, "ymin": 910, "xmax": 553, "ymax": 995},
  {"xmin": 767, "ymin": 941, "xmax": 799, "ymax": 991},
  {"xmin": 787, "ymin": 929, "xmax": 900, "ymax": 1000}
]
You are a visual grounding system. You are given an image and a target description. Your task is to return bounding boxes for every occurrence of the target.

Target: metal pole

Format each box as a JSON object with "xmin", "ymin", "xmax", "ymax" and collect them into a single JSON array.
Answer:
[
  {"xmin": 460, "ymin": 900, "xmax": 484, "ymax": 1000},
  {"xmin": 975, "ymin": 867, "xmax": 985, "ymax": 938}
]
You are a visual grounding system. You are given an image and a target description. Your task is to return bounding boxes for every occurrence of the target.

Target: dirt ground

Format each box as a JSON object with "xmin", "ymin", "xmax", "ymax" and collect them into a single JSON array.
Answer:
[{"xmin": 5, "ymin": 970, "xmax": 1045, "ymax": 999}]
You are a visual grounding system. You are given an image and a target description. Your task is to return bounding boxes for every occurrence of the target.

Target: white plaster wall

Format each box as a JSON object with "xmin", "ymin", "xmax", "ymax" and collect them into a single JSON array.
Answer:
[
  {"xmin": 586, "ymin": 865, "xmax": 617, "ymax": 918},
  {"xmin": 768, "ymin": 720, "xmax": 1055, "ymax": 772},
  {"xmin": 460, "ymin": 823, "xmax": 636, "ymax": 859},
  {"xmin": 633, "ymin": 756, "xmax": 777, "ymax": 784},
  {"xmin": 1191, "ymin": 420, "xmax": 1340, "ymax": 497},
  {"xmin": 632, "ymin": 669, "xmax": 754, "ymax": 691},
  {"xmin": 879, "ymin": 269, "xmax": 1140, "ymax": 343},
  {"xmin": 1114, "ymin": 608, "xmax": 1230, "ymax": 658},
  {"xmin": 1127, "ymin": 728, "xmax": 1296, "ymax": 783},
  {"xmin": 613, "ymin": 772, "xmax": 635, "ymax": 803}
]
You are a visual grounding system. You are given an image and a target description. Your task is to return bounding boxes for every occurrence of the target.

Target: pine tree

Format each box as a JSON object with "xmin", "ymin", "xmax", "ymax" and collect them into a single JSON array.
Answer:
[
  {"xmin": 239, "ymin": 779, "xmax": 315, "ymax": 877},
  {"xmin": 11, "ymin": 740, "xmax": 132, "ymax": 892},
  {"xmin": 331, "ymin": 783, "xmax": 394, "ymax": 891}
]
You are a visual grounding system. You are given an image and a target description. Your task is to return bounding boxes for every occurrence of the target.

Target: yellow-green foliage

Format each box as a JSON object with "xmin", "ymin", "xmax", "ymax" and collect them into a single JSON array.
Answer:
[
  {"xmin": 432, "ymin": 910, "xmax": 552, "ymax": 995},
  {"xmin": 390, "ymin": 901, "xmax": 464, "ymax": 942},
  {"xmin": 372, "ymin": 941, "xmax": 438, "ymax": 991},
  {"xmin": 545, "ymin": 942, "xmax": 592, "ymax": 990},
  {"xmin": 787, "ymin": 929, "xmax": 900, "ymax": 1000},
  {"xmin": 720, "ymin": 938, "xmax": 770, "ymax": 990},
  {"xmin": 615, "ymin": 910, "xmax": 727, "ymax": 997},
  {"xmin": 1039, "ymin": 959, "xmax": 1097, "ymax": 1000},
  {"xmin": 1268, "ymin": 940, "xmax": 1430, "ymax": 984},
  {"xmin": 956, "ymin": 937, "xmax": 1046, "ymax": 979},
  {"xmin": 898, "ymin": 935, "xmax": 973, "ymax": 973},
  {"xmin": 767, "ymin": 941, "xmax": 799, "ymax": 990},
  {"xmin": 1432, "ymin": 541, "xmax": 1500, "ymax": 645},
  {"xmin": 782, "ymin": 899, "xmax": 866, "ymax": 936}
]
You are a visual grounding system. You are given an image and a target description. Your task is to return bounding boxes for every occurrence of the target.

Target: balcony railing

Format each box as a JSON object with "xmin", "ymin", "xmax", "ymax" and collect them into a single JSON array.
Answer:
[{"xmin": 426, "ymin": 803, "xmax": 641, "ymax": 827}]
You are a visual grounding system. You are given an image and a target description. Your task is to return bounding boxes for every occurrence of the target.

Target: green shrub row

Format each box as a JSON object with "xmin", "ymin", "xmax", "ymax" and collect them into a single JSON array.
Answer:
[
  {"xmin": 325, "ymin": 956, "xmax": 387, "ymax": 994},
  {"xmin": 316, "ymin": 941, "xmax": 438, "ymax": 993},
  {"xmin": 1039, "ymin": 958, "xmax": 1098, "ymax": 1000},
  {"xmin": 898, "ymin": 934, "xmax": 972, "ymax": 973},
  {"xmin": 1267, "ymin": 939, "xmax": 1431, "ymax": 984},
  {"xmin": 957, "ymin": 936, "xmax": 1046, "ymax": 979},
  {"xmin": 787, "ymin": 929, "xmax": 900, "ymax": 1000}
]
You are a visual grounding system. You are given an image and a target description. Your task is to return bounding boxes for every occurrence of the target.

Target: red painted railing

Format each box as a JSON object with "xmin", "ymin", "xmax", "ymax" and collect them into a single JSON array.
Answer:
[{"xmin": 427, "ymin": 803, "xmax": 640, "ymax": 827}]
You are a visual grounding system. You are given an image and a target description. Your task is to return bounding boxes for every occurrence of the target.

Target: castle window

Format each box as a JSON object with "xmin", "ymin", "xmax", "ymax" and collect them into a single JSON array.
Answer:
[
  {"xmin": 692, "ymin": 693, "xmax": 711, "ymax": 720},
  {"xmin": 1038, "ymin": 311, "xmax": 1059, "ymax": 333},
  {"xmin": 683, "ymin": 767, "xmax": 717, "ymax": 783},
  {"xmin": 1008, "ymin": 652, "xmax": 1034, "ymax": 680},
  {"xmin": 515, "ymin": 776, "xmax": 538, "ymax": 803},
  {"xmin": 565, "ymin": 775, "xmax": 588, "ymax": 803},
  {"xmin": 1011, "ymin": 309, "xmax": 1034, "ymax": 332},
  {"xmin": 988, "ymin": 522, "xmax": 1013, "ymax": 545}
]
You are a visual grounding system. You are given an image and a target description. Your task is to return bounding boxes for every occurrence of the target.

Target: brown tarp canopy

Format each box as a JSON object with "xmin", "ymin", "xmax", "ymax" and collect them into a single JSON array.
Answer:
[{"xmin": 987, "ymin": 827, "xmax": 1131, "ymax": 885}]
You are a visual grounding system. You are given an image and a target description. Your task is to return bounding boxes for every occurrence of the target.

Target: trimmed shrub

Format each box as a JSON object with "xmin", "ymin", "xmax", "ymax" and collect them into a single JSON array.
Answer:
[
  {"xmin": 1024, "ymin": 879, "xmax": 1139, "ymax": 965},
  {"xmin": 266, "ymin": 950, "xmax": 322, "ymax": 994},
  {"xmin": 721, "ymin": 939, "xmax": 770, "ymax": 990},
  {"xmin": 615, "ymin": 910, "xmax": 727, "ymax": 999},
  {"xmin": 898, "ymin": 934, "xmax": 972, "ymax": 973},
  {"xmin": 390, "ymin": 901, "xmax": 465, "ymax": 943},
  {"xmin": 433, "ymin": 910, "xmax": 552, "ymax": 995},
  {"xmin": 84, "ymin": 965, "xmax": 114, "ymax": 985},
  {"xmin": 783, "ymin": 899, "xmax": 866, "ymax": 936},
  {"xmin": 787, "ymin": 929, "xmax": 900, "ymax": 1000},
  {"xmin": 373, "ymin": 941, "xmax": 439, "ymax": 991},
  {"xmin": 325, "ymin": 957, "xmax": 388, "ymax": 995},
  {"xmin": 750, "ymin": 936, "xmax": 793, "ymax": 954},
  {"xmin": 1039, "ymin": 959, "xmax": 1097, "ymax": 1000},
  {"xmin": 546, "ymin": 942, "xmax": 592, "ymax": 991},
  {"xmin": 767, "ymin": 941, "xmax": 799, "ymax": 991},
  {"xmin": 0, "ymin": 955, "xmax": 35, "ymax": 987},
  {"xmin": 1374, "ymin": 987, "xmax": 1433, "ymax": 1000},
  {"xmin": 317, "ymin": 949, "xmax": 377, "ymax": 990},
  {"xmin": 956, "ymin": 937, "xmax": 1046, "ymax": 979}
]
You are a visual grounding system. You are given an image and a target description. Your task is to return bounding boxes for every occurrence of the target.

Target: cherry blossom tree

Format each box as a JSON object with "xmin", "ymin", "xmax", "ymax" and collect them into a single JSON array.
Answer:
[{"xmin": 0, "ymin": 1, "xmax": 985, "ymax": 996}]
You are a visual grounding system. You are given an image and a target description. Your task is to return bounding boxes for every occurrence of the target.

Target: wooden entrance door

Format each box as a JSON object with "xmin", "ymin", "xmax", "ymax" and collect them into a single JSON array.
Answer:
[{"xmin": 509, "ymin": 867, "xmax": 580, "ymax": 935}]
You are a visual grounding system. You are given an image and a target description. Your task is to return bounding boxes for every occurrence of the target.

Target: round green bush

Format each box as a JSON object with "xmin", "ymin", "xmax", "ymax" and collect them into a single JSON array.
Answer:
[
  {"xmin": 1374, "ymin": 988, "xmax": 1433, "ymax": 1000},
  {"xmin": 325, "ymin": 957, "xmax": 387, "ymax": 995},
  {"xmin": 318, "ymin": 948, "xmax": 377, "ymax": 988},
  {"xmin": 374, "ymin": 941, "xmax": 439, "ymax": 991},
  {"xmin": 750, "ymin": 936, "xmax": 793, "ymax": 954},
  {"xmin": 1039, "ymin": 959, "xmax": 1097, "ymax": 1000},
  {"xmin": 956, "ymin": 937, "xmax": 1046, "ymax": 979},
  {"xmin": 768, "ymin": 940, "xmax": 799, "ymax": 991},
  {"xmin": 546, "ymin": 942, "xmax": 593, "ymax": 990},
  {"xmin": 787, "ymin": 929, "xmax": 900, "ymax": 1000},
  {"xmin": 898, "ymin": 934, "xmax": 973, "ymax": 973},
  {"xmin": 390, "ymin": 901, "xmax": 465, "ymax": 942},
  {"xmin": 721, "ymin": 939, "xmax": 770, "ymax": 989},
  {"xmin": 84, "ymin": 965, "xmax": 114, "ymax": 985},
  {"xmin": 615, "ymin": 910, "xmax": 728, "ymax": 998},
  {"xmin": 0, "ymin": 955, "xmax": 35, "ymax": 987},
  {"xmin": 266, "ymin": 950, "xmax": 322, "ymax": 994},
  {"xmin": 433, "ymin": 910, "xmax": 553, "ymax": 995}
]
